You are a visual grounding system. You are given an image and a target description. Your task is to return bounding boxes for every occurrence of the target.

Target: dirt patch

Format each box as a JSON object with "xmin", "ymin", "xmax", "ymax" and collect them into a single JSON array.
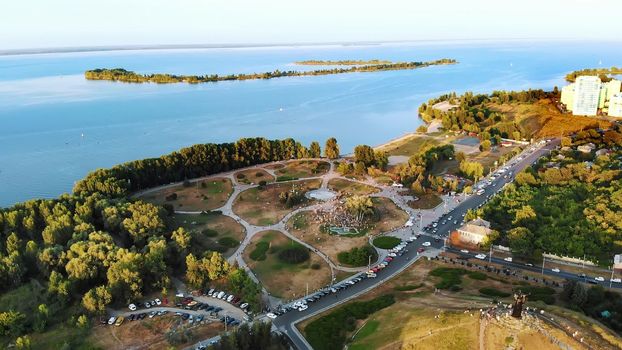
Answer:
[
  {"xmin": 138, "ymin": 178, "xmax": 233, "ymax": 211},
  {"xmin": 273, "ymin": 160, "xmax": 330, "ymax": 179},
  {"xmin": 408, "ymin": 193, "xmax": 443, "ymax": 210},
  {"xmin": 87, "ymin": 315, "xmax": 222, "ymax": 350},
  {"xmin": 243, "ymin": 230, "xmax": 331, "ymax": 299},
  {"xmin": 328, "ymin": 178, "xmax": 380, "ymax": 196},
  {"xmin": 171, "ymin": 213, "xmax": 245, "ymax": 257},
  {"xmin": 234, "ymin": 168, "xmax": 275, "ymax": 185},
  {"xmin": 233, "ymin": 179, "xmax": 321, "ymax": 226},
  {"xmin": 377, "ymin": 134, "xmax": 440, "ymax": 157}
]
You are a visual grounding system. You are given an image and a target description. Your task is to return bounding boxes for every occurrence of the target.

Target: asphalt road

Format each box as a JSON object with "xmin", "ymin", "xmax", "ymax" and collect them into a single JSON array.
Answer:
[{"xmin": 273, "ymin": 139, "xmax": 564, "ymax": 350}]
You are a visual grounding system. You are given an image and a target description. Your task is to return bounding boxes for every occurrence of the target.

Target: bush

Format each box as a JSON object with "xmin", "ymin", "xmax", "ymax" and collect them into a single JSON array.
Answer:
[
  {"xmin": 337, "ymin": 245, "xmax": 377, "ymax": 267},
  {"xmin": 258, "ymin": 180, "xmax": 267, "ymax": 188},
  {"xmin": 310, "ymin": 263, "xmax": 321, "ymax": 270},
  {"xmin": 479, "ymin": 288, "xmax": 511, "ymax": 297},
  {"xmin": 217, "ymin": 237, "xmax": 239, "ymax": 248},
  {"xmin": 165, "ymin": 192, "xmax": 178, "ymax": 201},
  {"xmin": 276, "ymin": 175, "xmax": 298, "ymax": 182},
  {"xmin": 305, "ymin": 295, "xmax": 395, "ymax": 350},
  {"xmin": 468, "ymin": 271, "xmax": 487, "ymax": 280},
  {"xmin": 516, "ymin": 286, "xmax": 556, "ymax": 304},
  {"xmin": 250, "ymin": 242, "xmax": 269, "ymax": 261},
  {"xmin": 429, "ymin": 267, "xmax": 467, "ymax": 290},
  {"xmin": 236, "ymin": 173, "xmax": 246, "ymax": 179},
  {"xmin": 255, "ymin": 171, "xmax": 264, "ymax": 177},
  {"xmin": 202, "ymin": 229, "xmax": 218, "ymax": 237},
  {"xmin": 372, "ymin": 236, "xmax": 401, "ymax": 249},
  {"xmin": 277, "ymin": 246, "xmax": 310, "ymax": 264},
  {"xmin": 200, "ymin": 182, "xmax": 207, "ymax": 188}
]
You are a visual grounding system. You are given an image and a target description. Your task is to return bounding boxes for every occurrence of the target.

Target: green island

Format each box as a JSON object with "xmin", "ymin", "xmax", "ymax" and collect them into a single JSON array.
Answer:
[
  {"xmin": 294, "ymin": 59, "xmax": 392, "ymax": 65},
  {"xmin": 84, "ymin": 58, "xmax": 457, "ymax": 84},
  {"xmin": 565, "ymin": 66, "xmax": 622, "ymax": 82}
]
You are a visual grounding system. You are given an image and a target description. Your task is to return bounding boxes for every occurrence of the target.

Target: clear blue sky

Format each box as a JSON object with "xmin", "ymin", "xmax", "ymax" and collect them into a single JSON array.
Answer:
[{"xmin": 1, "ymin": 0, "xmax": 621, "ymax": 50}]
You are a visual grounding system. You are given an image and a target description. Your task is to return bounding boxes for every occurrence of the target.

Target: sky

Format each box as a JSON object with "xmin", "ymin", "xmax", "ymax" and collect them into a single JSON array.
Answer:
[{"xmin": 1, "ymin": 0, "xmax": 622, "ymax": 50}]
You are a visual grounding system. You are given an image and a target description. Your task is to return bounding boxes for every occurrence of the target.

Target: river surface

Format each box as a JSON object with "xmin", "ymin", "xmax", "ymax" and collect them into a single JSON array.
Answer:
[{"xmin": 1, "ymin": 40, "xmax": 621, "ymax": 207}]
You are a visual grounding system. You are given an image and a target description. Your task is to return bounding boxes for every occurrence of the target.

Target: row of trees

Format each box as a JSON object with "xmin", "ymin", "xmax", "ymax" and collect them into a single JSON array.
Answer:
[
  {"xmin": 84, "ymin": 59, "xmax": 457, "ymax": 84},
  {"xmin": 74, "ymin": 137, "xmax": 339, "ymax": 198},
  {"xmin": 565, "ymin": 66, "xmax": 622, "ymax": 82}
]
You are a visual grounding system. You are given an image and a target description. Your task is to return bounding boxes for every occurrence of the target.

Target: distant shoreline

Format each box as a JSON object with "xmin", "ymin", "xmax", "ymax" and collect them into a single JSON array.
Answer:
[{"xmin": 0, "ymin": 38, "xmax": 595, "ymax": 57}]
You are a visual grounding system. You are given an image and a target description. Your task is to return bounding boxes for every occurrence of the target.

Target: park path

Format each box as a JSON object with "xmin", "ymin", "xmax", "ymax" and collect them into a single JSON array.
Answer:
[{"xmin": 152, "ymin": 157, "xmax": 465, "ymax": 308}]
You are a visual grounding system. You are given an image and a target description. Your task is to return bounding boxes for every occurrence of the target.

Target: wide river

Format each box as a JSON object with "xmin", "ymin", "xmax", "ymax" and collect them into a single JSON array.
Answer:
[{"xmin": 1, "ymin": 40, "xmax": 621, "ymax": 207}]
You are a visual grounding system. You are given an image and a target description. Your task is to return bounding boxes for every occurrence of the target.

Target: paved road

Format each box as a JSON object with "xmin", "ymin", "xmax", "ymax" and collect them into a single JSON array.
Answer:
[{"xmin": 273, "ymin": 139, "xmax": 561, "ymax": 350}]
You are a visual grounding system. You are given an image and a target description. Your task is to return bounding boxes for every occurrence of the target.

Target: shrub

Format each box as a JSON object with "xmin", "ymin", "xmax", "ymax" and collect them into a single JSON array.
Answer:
[
  {"xmin": 255, "ymin": 171, "xmax": 264, "ymax": 177},
  {"xmin": 276, "ymin": 175, "xmax": 298, "ymax": 182},
  {"xmin": 202, "ymin": 229, "xmax": 218, "ymax": 237},
  {"xmin": 250, "ymin": 242, "xmax": 269, "ymax": 261},
  {"xmin": 372, "ymin": 236, "xmax": 401, "ymax": 249},
  {"xmin": 468, "ymin": 271, "xmax": 487, "ymax": 280},
  {"xmin": 236, "ymin": 173, "xmax": 246, "ymax": 179},
  {"xmin": 258, "ymin": 180, "xmax": 267, "ymax": 188},
  {"xmin": 429, "ymin": 267, "xmax": 467, "ymax": 290},
  {"xmin": 516, "ymin": 286, "xmax": 556, "ymax": 304},
  {"xmin": 218, "ymin": 237, "xmax": 239, "ymax": 248},
  {"xmin": 479, "ymin": 288, "xmax": 511, "ymax": 297},
  {"xmin": 200, "ymin": 182, "xmax": 207, "ymax": 188},
  {"xmin": 165, "ymin": 192, "xmax": 178, "ymax": 201},
  {"xmin": 277, "ymin": 246, "xmax": 310, "ymax": 264},
  {"xmin": 305, "ymin": 295, "xmax": 395, "ymax": 350},
  {"xmin": 310, "ymin": 263, "xmax": 321, "ymax": 270},
  {"xmin": 337, "ymin": 245, "xmax": 377, "ymax": 266}
]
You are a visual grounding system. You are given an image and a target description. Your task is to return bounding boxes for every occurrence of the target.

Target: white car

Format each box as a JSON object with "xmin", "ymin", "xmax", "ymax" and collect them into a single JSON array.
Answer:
[
  {"xmin": 266, "ymin": 313, "xmax": 277, "ymax": 319},
  {"xmin": 422, "ymin": 242, "xmax": 431, "ymax": 247},
  {"xmin": 367, "ymin": 273, "xmax": 377, "ymax": 278},
  {"xmin": 551, "ymin": 268, "xmax": 560, "ymax": 273},
  {"xmin": 388, "ymin": 253, "xmax": 397, "ymax": 257},
  {"xmin": 155, "ymin": 298, "xmax": 162, "ymax": 306},
  {"xmin": 298, "ymin": 305, "xmax": 308, "ymax": 311},
  {"xmin": 107, "ymin": 316, "xmax": 116, "ymax": 325},
  {"xmin": 460, "ymin": 249, "xmax": 469, "ymax": 254},
  {"xmin": 595, "ymin": 276, "xmax": 605, "ymax": 282},
  {"xmin": 610, "ymin": 278, "xmax": 621, "ymax": 283},
  {"xmin": 408, "ymin": 236, "xmax": 416, "ymax": 242},
  {"xmin": 128, "ymin": 303, "xmax": 137, "ymax": 311},
  {"xmin": 227, "ymin": 295, "xmax": 235, "ymax": 302},
  {"xmin": 503, "ymin": 257, "xmax": 512, "ymax": 262},
  {"xmin": 208, "ymin": 289, "xmax": 215, "ymax": 296},
  {"xmin": 475, "ymin": 254, "xmax": 486, "ymax": 260},
  {"xmin": 240, "ymin": 303, "xmax": 249, "ymax": 309},
  {"xmin": 217, "ymin": 291, "xmax": 225, "ymax": 299}
]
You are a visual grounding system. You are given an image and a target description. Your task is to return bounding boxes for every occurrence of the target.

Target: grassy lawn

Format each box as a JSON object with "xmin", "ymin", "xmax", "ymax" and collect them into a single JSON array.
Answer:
[
  {"xmin": 234, "ymin": 168, "xmax": 275, "ymax": 184},
  {"xmin": 372, "ymin": 236, "xmax": 401, "ymax": 249},
  {"xmin": 170, "ymin": 212, "xmax": 245, "ymax": 257},
  {"xmin": 232, "ymin": 179, "xmax": 321, "ymax": 226},
  {"xmin": 367, "ymin": 197, "xmax": 409, "ymax": 235},
  {"xmin": 242, "ymin": 230, "xmax": 331, "ymax": 299},
  {"xmin": 465, "ymin": 145, "xmax": 520, "ymax": 173},
  {"xmin": 138, "ymin": 177, "xmax": 233, "ymax": 211},
  {"xmin": 377, "ymin": 134, "xmax": 441, "ymax": 157},
  {"xmin": 408, "ymin": 193, "xmax": 443, "ymax": 209},
  {"xmin": 272, "ymin": 160, "xmax": 330, "ymax": 180},
  {"xmin": 328, "ymin": 178, "xmax": 380, "ymax": 196}
]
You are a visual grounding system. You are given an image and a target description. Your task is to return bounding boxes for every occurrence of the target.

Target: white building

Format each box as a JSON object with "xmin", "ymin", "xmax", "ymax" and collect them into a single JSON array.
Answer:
[
  {"xmin": 610, "ymin": 93, "xmax": 622, "ymax": 118},
  {"xmin": 457, "ymin": 218, "xmax": 492, "ymax": 245},
  {"xmin": 572, "ymin": 76, "xmax": 602, "ymax": 116}
]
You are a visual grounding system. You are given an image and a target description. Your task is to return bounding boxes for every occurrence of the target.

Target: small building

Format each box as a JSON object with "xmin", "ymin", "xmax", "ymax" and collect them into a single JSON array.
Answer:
[
  {"xmin": 614, "ymin": 254, "xmax": 622, "ymax": 271},
  {"xmin": 577, "ymin": 143, "xmax": 596, "ymax": 153},
  {"xmin": 457, "ymin": 218, "xmax": 492, "ymax": 245}
]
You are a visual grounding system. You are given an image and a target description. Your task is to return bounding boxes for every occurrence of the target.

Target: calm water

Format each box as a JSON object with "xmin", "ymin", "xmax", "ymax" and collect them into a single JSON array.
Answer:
[{"xmin": 1, "ymin": 41, "xmax": 621, "ymax": 207}]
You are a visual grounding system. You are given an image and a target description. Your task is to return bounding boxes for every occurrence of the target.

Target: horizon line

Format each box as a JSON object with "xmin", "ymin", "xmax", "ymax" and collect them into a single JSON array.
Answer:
[{"xmin": 1, "ymin": 37, "xmax": 619, "ymax": 57}]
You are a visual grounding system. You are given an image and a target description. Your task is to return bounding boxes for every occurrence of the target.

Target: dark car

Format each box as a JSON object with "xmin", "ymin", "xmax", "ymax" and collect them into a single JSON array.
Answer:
[{"xmin": 129, "ymin": 314, "xmax": 136, "ymax": 321}]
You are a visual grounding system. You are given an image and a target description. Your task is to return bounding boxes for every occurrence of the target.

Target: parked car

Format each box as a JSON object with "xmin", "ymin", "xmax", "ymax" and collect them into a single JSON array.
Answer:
[
  {"xmin": 240, "ymin": 303, "xmax": 249, "ymax": 309},
  {"xmin": 475, "ymin": 254, "xmax": 486, "ymax": 260},
  {"xmin": 155, "ymin": 298, "xmax": 162, "ymax": 306},
  {"xmin": 227, "ymin": 295, "xmax": 235, "ymax": 302},
  {"xmin": 422, "ymin": 242, "xmax": 431, "ymax": 247},
  {"xmin": 145, "ymin": 301, "xmax": 151, "ymax": 308},
  {"xmin": 460, "ymin": 249, "xmax": 469, "ymax": 254},
  {"xmin": 503, "ymin": 257, "xmax": 512, "ymax": 262},
  {"xmin": 107, "ymin": 316, "xmax": 116, "ymax": 325},
  {"xmin": 551, "ymin": 268, "xmax": 560, "ymax": 273},
  {"xmin": 611, "ymin": 278, "xmax": 622, "ymax": 283},
  {"xmin": 149, "ymin": 311, "xmax": 157, "ymax": 318},
  {"xmin": 114, "ymin": 316, "xmax": 125, "ymax": 326},
  {"xmin": 595, "ymin": 276, "xmax": 605, "ymax": 282}
]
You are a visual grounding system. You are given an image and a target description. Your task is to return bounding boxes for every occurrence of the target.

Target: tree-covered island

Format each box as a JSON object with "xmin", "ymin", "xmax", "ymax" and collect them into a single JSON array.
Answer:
[
  {"xmin": 294, "ymin": 59, "xmax": 392, "ymax": 65},
  {"xmin": 84, "ymin": 58, "xmax": 457, "ymax": 84}
]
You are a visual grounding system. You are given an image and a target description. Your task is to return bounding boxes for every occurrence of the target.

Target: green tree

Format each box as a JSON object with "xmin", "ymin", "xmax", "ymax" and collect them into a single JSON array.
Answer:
[
  {"xmin": 15, "ymin": 335, "xmax": 31, "ymax": 350},
  {"xmin": 345, "ymin": 196, "xmax": 375, "ymax": 224},
  {"xmin": 76, "ymin": 314, "xmax": 90, "ymax": 329},
  {"xmin": 309, "ymin": 142, "xmax": 322, "ymax": 158},
  {"xmin": 324, "ymin": 138, "xmax": 340, "ymax": 159},
  {"xmin": 0, "ymin": 310, "xmax": 26, "ymax": 337},
  {"xmin": 171, "ymin": 227, "xmax": 192, "ymax": 251},
  {"xmin": 480, "ymin": 140, "xmax": 492, "ymax": 152},
  {"xmin": 82, "ymin": 285, "xmax": 112, "ymax": 314},
  {"xmin": 354, "ymin": 145, "xmax": 375, "ymax": 166},
  {"xmin": 34, "ymin": 304, "xmax": 49, "ymax": 332},
  {"xmin": 515, "ymin": 172, "xmax": 538, "ymax": 186}
]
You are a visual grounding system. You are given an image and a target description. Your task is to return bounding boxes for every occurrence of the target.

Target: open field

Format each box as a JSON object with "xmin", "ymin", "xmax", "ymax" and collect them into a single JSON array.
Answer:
[
  {"xmin": 376, "ymin": 134, "xmax": 441, "ymax": 157},
  {"xmin": 234, "ymin": 168, "xmax": 274, "ymax": 184},
  {"xmin": 269, "ymin": 160, "xmax": 330, "ymax": 180},
  {"xmin": 242, "ymin": 230, "xmax": 331, "ymax": 299},
  {"xmin": 232, "ymin": 179, "xmax": 321, "ymax": 226},
  {"xmin": 300, "ymin": 258, "xmax": 605, "ymax": 350},
  {"xmin": 408, "ymin": 193, "xmax": 443, "ymax": 209},
  {"xmin": 87, "ymin": 315, "xmax": 223, "ymax": 350},
  {"xmin": 488, "ymin": 99, "xmax": 612, "ymax": 138},
  {"xmin": 171, "ymin": 213, "xmax": 245, "ymax": 257},
  {"xmin": 466, "ymin": 145, "xmax": 520, "ymax": 173},
  {"xmin": 138, "ymin": 177, "xmax": 233, "ymax": 211},
  {"xmin": 287, "ymin": 211, "xmax": 370, "ymax": 264},
  {"xmin": 367, "ymin": 197, "xmax": 409, "ymax": 235},
  {"xmin": 327, "ymin": 178, "xmax": 380, "ymax": 196}
]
